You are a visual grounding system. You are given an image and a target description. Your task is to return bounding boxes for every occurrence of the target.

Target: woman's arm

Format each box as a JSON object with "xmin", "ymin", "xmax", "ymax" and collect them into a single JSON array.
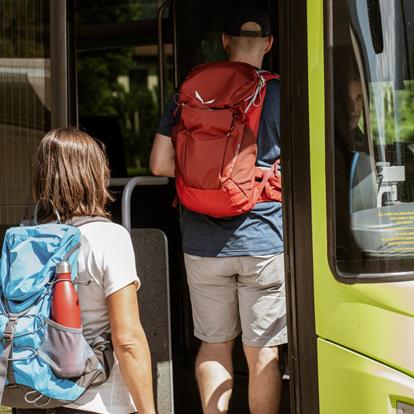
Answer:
[{"xmin": 107, "ymin": 283, "xmax": 156, "ymax": 414}]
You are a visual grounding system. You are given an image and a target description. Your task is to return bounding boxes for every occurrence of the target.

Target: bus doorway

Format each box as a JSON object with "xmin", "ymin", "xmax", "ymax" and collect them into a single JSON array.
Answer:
[
  {"xmin": 73, "ymin": 1, "xmax": 289, "ymax": 413},
  {"xmin": 168, "ymin": 2, "xmax": 290, "ymax": 414},
  {"xmin": 4, "ymin": 0, "xmax": 414, "ymax": 413}
]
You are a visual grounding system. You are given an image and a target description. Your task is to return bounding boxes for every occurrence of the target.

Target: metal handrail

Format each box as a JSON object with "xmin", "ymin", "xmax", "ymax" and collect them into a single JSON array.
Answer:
[
  {"xmin": 109, "ymin": 176, "xmax": 168, "ymax": 233},
  {"xmin": 157, "ymin": 0, "xmax": 172, "ymax": 112}
]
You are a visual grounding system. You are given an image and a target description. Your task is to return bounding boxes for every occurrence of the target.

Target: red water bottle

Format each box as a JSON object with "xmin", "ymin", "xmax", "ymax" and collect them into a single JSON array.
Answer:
[{"xmin": 51, "ymin": 261, "xmax": 81, "ymax": 328}]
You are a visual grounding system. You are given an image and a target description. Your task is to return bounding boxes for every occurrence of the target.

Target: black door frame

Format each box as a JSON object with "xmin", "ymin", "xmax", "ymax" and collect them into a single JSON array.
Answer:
[
  {"xmin": 280, "ymin": 0, "xmax": 320, "ymax": 413},
  {"xmin": 50, "ymin": 0, "xmax": 77, "ymax": 128}
]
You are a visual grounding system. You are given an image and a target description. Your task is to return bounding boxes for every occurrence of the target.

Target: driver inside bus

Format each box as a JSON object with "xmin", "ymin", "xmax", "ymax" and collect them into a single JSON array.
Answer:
[
  {"xmin": 335, "ymin": 59, "xmax": 376, "ymax": 264},
  {"xmin": 345, "ymin": 70, "xmax": 377, "ymax": 213},
  {"xmin": 347, "ymin": 70, "xmax": 368, "ymax": 154},
  {"xmin": 336, "ymin": 63, "xmax": 367, "ymax": 154}
]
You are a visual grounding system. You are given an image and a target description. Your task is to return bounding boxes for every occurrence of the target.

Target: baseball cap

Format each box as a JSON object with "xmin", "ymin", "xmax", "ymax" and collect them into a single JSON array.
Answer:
[{"xmin": 223, "ymin": 4, "xmax": 271, "ymax": 38}]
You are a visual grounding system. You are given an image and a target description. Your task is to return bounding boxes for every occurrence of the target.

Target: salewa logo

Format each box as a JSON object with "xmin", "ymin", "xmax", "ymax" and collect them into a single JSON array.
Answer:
[{"xmin": 195, "ymin": 90, "xmax": 215, "ymax": 104}]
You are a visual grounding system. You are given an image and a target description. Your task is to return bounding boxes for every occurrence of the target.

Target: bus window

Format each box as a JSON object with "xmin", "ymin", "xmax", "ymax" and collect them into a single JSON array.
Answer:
[
  {"xmin": 332, "ymin": 0, "xmax": 414, "ymax": 278},
  {"xmin": 0, "ymin": 0, "xmax": 51, "ymax": 226},
  {"xmin": 75, "ymin": 0, "xmax": 174, "ymax": 177}
]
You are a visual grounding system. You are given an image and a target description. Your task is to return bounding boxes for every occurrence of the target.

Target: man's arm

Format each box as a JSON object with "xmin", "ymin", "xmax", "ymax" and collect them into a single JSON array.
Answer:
[{"xmin": 150, "ymin": 133, "xmax": 176, "ymax": 178}]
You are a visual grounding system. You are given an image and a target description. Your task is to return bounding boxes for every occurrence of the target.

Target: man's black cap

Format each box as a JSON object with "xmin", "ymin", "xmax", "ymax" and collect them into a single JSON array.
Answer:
[{"xmin": 223, "ymin": 4, "xmax": 271, "ymax": 38}]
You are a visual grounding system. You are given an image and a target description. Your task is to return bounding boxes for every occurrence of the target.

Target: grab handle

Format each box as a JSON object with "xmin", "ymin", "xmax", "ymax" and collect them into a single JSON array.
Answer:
[
  {"xmin": 110, "ymin": 176, "xmax": 168, "ymax": 233},
  {"xmin": 157, "ymin": 0, "xmax": 172, "ymax": 112}
]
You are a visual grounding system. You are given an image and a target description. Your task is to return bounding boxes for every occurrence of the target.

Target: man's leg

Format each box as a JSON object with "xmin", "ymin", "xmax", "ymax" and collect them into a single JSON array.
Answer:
[
  {"xmin": 184, "ymin": 254, "xmax": 241, "ymax": 414},
  {"xmin": 237, "ymin": 253, "xmax": 287, "ymax": 414},
  {"xmin": 195, "ymin": 340, "xmax": 235, "ymax": 414},
  {"xmin": 243, "ymin": 345, "xmax": 281, "ymax": 414}
]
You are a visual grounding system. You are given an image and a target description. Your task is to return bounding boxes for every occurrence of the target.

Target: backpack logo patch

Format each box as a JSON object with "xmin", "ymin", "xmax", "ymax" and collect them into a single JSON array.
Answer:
[{"xmin": 195, "ymin": 90, "xmax": 215, "ymax": 105}]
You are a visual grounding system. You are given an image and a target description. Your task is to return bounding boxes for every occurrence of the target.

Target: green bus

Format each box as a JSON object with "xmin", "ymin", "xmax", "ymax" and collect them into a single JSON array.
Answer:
[{"xmin": 1, "ymin": 0, "xmax": 414, "ymax": 413}]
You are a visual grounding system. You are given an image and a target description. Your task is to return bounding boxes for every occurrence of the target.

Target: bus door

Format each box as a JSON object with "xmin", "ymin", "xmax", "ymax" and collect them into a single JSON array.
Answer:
[
  {"xmin": 172, "ymin": 2, "xmax": 291, "ymax": 413},
  {"xmin": 292, "ymin": 0, "xmax": 414, "ymax": 412}
]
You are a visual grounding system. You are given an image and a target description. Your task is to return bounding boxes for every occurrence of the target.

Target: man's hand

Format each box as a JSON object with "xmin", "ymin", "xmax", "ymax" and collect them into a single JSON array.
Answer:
[{"xmin": 150, "ymin": 133, "xmax": 176, "ymax": 177}]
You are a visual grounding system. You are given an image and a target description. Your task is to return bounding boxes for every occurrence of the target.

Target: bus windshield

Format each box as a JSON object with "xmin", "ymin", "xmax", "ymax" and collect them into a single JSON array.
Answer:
[{"xmin": 333, "ymin": 0, "xmax": 414, "ymax": 277}]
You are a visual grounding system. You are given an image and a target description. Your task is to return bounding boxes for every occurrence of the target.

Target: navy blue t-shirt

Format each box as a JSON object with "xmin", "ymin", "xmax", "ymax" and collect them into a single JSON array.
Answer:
[{"xmin": 157, "ymin": 76, "xmax": 283, "ymax": 257}]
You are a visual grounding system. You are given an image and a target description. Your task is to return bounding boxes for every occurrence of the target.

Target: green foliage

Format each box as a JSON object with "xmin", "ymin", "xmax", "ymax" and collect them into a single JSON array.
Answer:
[
  {"xmin": 2, "ymin": 0, "xmax": 50, "ymax": 57},
  {"xmin": 77, "ymin": 47, "xmax": 159, "ymax": 172},
  {"xmin": 75, "ymin": 0, "xmax": 142, "ymax": 24},
  {"xmin": 115, "ymin": 81, "xmax": 159, "ymax": 169},
  {"xmin": 76, "ymin": 1, "xmax": 161, "ymax": 174},
  {"xmin": 370, "ymin": 81, "xmax": 414, "ymax": 145},
  {"xmin": 77, "ymin": 49, "xmax": 136, "ymax": 116}
]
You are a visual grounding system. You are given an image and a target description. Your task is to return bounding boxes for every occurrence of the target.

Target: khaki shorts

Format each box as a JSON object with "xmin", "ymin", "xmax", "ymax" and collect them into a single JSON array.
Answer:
[{"xmin": 184, "ymin": 253, "xmax": 287, "ymax": 347}]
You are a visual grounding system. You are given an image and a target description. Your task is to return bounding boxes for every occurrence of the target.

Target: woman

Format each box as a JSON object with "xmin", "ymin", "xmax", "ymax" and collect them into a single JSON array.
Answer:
[{"xmin": 21, "ymin": 128, "xmax": 156, "ymax": 414}]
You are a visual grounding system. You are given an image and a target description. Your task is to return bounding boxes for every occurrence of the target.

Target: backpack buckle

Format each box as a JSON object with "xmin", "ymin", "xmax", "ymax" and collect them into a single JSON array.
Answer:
[
  {"xmin": 2, "ymin": 333, "xmax": 12, "ymax": 342},
  {"xmin": 3, "ymin": 316, "xmax": 18, "ymax": 342}
]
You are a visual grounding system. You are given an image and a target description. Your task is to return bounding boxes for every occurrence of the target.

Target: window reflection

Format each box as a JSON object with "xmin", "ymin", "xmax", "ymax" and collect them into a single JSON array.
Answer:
[
  {"xmin": 0, "ymin": 0, "xmax": 50, "ymax": 226},
  {"xmin": 76, "ymin": 0, "xmax": 160, "ymax": 24},
  {"xmin": 333, "ymin": 0, "xmax": 414, "ymax": 276},
  {"xmin": 75, "ymin": 0, "xmax": 174, "ymax": 177}
]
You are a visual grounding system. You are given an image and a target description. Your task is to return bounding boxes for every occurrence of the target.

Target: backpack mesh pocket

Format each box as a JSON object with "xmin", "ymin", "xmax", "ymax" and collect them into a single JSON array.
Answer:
[{"xmin": 39, "ymin": 318, "xmax": 90, "ymax": 378}]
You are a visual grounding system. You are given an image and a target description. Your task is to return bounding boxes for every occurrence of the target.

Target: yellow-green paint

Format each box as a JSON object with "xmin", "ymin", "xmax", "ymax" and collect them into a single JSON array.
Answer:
[
  {"xmin": 318, "ymin": 339, "xmax": 414, "ymax": 414},
  {"xmin": 306, "ymin": 0, "xmax": 414, "ymax": 409},
  {"xmin": 306, "ymin": 0, "xmax": 328, "ymax": 293}
]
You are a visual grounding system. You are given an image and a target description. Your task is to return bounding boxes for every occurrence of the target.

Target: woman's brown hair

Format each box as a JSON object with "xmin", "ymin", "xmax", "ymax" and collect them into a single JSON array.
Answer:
[{"xmin": 33, "ymin": 128, "xmax": 114, "ymax": 223}]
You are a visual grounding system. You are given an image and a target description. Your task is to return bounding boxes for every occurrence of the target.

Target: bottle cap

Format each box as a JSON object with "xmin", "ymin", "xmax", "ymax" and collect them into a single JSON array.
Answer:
[{"xmin": 56, "ymin": 261, "xmax": 71, "ymax": 274}]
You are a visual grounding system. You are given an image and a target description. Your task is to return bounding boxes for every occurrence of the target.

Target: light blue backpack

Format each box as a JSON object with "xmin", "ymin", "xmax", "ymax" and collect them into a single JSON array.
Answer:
[{"xmin": 0, "ymin": 218, "xmax": 113, "ymax": 409}]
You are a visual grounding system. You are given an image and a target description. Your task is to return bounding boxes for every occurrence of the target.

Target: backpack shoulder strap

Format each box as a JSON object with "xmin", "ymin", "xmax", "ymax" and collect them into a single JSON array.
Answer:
[
  {"xmin": 259, "ymin": 71, "xmax": 279, "ymax": 82},
  {"xmin": 62, "ymin": 217, "xmax": 112, "ymax": 271},
  {"xmin": 245, "ymin": 71, "xmax": 279, "ymax": 136},
  {"xmin": 69, "ymin": 216, "xmax": 112, "ymax": 228}
]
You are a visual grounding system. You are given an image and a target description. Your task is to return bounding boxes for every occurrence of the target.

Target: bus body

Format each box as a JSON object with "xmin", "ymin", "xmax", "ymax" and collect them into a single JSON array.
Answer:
[
  {"xmin": 310, "ymin": 1, "xmax": 414, "ymax": 412},
  {"xmin": 1, "ymin": 0, "xmax": 414, "ymax": 413}
]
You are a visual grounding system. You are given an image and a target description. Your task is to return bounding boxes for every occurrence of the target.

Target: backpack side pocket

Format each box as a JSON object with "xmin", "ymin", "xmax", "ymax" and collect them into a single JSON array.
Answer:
[{"xmin": 39, "ymin": 318, "xmax": 88, "ymax": 378}]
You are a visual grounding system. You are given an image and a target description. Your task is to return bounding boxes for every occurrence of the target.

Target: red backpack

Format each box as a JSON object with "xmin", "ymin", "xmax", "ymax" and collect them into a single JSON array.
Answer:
[{"xmin": 172, "ymin": 61, "xmax": 282, "ymax": 218}]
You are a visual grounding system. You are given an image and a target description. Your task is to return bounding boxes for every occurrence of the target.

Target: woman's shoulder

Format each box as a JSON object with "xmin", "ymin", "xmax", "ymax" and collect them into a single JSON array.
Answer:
[
  {"xmin": 78, "ymin": 220, "xmax": 132, "ymax": 248},
  {"xmin": 78, "ymin": 219, "xmax": 126, "ymax": 231}
]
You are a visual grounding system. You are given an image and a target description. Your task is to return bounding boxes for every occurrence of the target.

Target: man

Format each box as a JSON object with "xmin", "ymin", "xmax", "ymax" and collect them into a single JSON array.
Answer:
[{"xmin": 150, "ymin": 5, "xmax": 286, "ymax": 414}]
